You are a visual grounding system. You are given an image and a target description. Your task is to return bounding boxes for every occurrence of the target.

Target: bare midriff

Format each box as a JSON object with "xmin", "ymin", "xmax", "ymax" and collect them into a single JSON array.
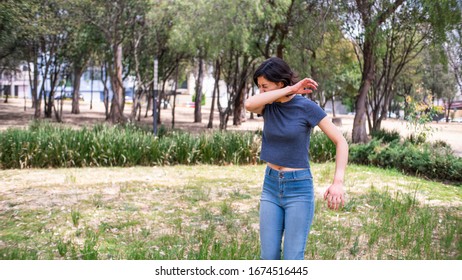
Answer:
[{"xmin": 267, "ymin": 162, "xmax": 305, "ymax": 171}]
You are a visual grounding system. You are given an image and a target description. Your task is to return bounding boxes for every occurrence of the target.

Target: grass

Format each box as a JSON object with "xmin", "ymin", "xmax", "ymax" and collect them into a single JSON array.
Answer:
[
  {"xmin": 0, "ymin": 122, "xmax": 262, "ymax": 168},
  {"xmin": 0, "ymin": 164, "xmax": 460, "ymax": 260}
]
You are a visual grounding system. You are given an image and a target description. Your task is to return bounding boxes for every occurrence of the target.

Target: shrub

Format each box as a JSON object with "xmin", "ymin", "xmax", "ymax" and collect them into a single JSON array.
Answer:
[
  {"xmin": 309, "ymin": 131, "xmax": 336, "ymax": 163},
  {"xmin": 1, "ymin": 122, "xmax": 460, "ymax": 184},
  {"xmin": 349, "ymin": 140, "xmax": 381, "ymax": 165},
  {"xmin": 371, "ymin": 129, "xmax": 401, "ymax": 143},
  {"xmin": 0, "ymin": 122, "xmax": 261, "ymax": 168},
  {"xmin": 349, "ymin": 139, "xmax": 462, "ymax": 183}
]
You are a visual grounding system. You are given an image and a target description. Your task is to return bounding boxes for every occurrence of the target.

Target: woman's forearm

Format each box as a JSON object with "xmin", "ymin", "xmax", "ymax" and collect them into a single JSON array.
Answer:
[
  {"xmin": 245, "ymin": 86, "xmax": 294, "ymax": 113},
  {"xmin": 317, "ymin": 117, "xmax": 349, "ymax": 185},
  {"xmin": 333, "ymin": 138, "xmax": 348, "ymax": 184}
]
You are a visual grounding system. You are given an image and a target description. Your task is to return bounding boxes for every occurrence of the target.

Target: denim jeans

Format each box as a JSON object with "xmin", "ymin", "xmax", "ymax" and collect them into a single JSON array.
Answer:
[{"xmin": 259, "ymin": 166, "xmax": 315, "ymax": 260}]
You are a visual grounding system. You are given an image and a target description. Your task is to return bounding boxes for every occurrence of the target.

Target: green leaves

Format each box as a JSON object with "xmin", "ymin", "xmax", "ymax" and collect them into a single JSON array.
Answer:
[{"xmin": 0, "ymin": 122, "xmax": 262, "ymax": 168}]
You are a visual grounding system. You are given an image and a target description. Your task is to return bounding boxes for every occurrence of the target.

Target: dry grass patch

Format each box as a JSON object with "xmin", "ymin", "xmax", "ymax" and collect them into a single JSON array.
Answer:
[{"xmin": 0, "ymin": 164, "xmax": 460, "ymax": 259}]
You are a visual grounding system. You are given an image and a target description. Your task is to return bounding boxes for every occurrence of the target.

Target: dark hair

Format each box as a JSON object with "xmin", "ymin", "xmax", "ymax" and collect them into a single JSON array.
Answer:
[{"xmin": 253, "ymin": 57, "xmax": 298, "ymax": 87}]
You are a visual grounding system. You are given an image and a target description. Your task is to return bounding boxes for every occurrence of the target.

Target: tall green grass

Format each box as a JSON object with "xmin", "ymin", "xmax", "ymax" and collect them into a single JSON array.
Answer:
[
  {"xmin": 0, "ymin": 122, "xmax": 261, "ymax": 168},
  {"xmin": 1, "ymin": 122, "xmax": 460, "ymax": 183}
]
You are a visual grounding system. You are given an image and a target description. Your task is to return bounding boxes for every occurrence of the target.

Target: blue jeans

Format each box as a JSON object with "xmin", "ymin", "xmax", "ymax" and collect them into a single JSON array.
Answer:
[{"xmin": 259, "ymin": 166, "xmax": 315, "ymax": 260}]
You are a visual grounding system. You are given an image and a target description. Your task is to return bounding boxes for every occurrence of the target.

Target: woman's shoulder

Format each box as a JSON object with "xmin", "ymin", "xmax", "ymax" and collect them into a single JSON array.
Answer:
[
  {"xmin": 293, "ymin": 96, "xmax": 327, "ymax": 116},
  {"xmin": 293, "ymin": 95, "xmax": 320, "ymax": 107}
]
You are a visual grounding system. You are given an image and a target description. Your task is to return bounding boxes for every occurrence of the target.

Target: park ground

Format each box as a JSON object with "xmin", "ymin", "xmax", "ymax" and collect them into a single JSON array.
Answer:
[
  {"xmin": 0, "ymin": 163, "xmax": 461, "ymax": 259},
  {"xmin": 0, "ymin": 97, "xmax": 461, "ymax": 260}
]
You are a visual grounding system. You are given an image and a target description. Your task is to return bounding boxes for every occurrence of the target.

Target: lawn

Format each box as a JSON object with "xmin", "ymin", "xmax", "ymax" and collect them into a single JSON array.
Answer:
[{"xmin": 0, "ymin": 163, "xmax": 460, "ymax": 260}]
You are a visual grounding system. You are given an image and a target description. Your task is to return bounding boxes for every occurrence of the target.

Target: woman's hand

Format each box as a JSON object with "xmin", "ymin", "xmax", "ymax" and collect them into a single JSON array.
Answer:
[
  {"xmin": 318, "ymin": 118, "xmax": 348, "ymax": 211},
  {"xmin": 289, "ymin": 78, "xmax": 318, "ymax": 95},
  {"xmin": 323, "ymin": 182, "xmax": 345, "ymax": 211}
]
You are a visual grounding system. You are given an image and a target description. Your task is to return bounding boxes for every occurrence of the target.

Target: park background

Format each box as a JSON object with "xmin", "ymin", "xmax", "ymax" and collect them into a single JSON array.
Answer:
[{"xmin": 0, "ymin": 0, "xmax": 461, "ymax": 260}]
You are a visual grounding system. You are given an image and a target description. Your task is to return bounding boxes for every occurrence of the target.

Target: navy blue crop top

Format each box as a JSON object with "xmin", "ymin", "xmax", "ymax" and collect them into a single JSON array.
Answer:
[{"xmin": 260, "ymin": 95, "xmax": 327, "ymax": 168}]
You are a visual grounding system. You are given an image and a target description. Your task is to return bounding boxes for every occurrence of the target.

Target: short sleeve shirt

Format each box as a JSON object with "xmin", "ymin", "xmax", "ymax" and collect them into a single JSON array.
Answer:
[{"xmin": 260, "ymin": 95, "xmax": 327, "ymax": 168}]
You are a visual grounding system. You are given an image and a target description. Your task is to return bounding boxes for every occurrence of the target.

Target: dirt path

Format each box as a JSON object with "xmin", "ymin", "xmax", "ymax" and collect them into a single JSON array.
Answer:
[{"xmin": 1, "ymin": 98, "xmax": 461, "ymax": 156}]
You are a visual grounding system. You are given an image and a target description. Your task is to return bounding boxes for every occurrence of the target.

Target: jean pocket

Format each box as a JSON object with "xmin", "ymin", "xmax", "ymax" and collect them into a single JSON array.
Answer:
[{"xmin": 285, "ymin": 175, "xmax": 313, "ymax": 182}]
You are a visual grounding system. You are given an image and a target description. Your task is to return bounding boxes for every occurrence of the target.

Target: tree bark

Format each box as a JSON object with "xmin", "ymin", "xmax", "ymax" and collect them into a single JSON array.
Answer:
[
  {"xmin": 109, "ymin": 43, "xmax": 125, "ymax": 123},
  {"xmin": 71, "ymin": 65, "xmax": 83, "ymax": 114},
  {"xmin": 194, "ymin": 55, "xmax": 204, "ymax": 123},
  {"xmin": 233, "ymin": 55, "xmax": 250, "ymax": 126},
  {"xmin": 208, "ymin": 59, "xmax": 221, "ymax": 129},
  {"xmin": 101, "ymin": 63, "xmax": 110, "ymax": 120},
  {"xmin": 352, "ymin": 37, "xmax": 374, "ymax": 143}
]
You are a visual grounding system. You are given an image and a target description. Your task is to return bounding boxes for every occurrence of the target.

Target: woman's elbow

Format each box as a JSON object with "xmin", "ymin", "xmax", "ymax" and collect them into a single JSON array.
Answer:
[
  {"xmin": 245, "ymin": 100, "xmax": 257, "ymax": 112},
  {"xmin": 244, "ymin": 102, "xmax": 252, "ymax": 111},
  {"xmin": 333, "ymin": 135, "xmax": 348, "ymax": 149},
  {"xmin": 338, "ymin": 138, "xmax": 349, "ymax": 154}
]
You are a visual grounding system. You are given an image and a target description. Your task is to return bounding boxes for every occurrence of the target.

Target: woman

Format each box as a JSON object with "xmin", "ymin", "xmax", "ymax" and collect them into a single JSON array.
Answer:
[{"xmin": 245, "ymin": 57, "xmax": 348, "ymax": 260}]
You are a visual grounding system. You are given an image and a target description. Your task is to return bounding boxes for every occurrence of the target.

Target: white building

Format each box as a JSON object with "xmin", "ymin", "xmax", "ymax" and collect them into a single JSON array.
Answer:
[{"xmin": 0, "ymin": 63, "xmax": 30, "ymax": 99}]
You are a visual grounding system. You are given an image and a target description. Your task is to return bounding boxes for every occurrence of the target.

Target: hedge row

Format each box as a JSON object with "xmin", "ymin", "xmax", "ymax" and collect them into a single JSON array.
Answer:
[
  {"xmin": 0, "ymin": 123, "xmax": 460, "ymax": 183},
  {"xmin": 0, "ymin": 122, "xmax": 261, "ymax": 168}
]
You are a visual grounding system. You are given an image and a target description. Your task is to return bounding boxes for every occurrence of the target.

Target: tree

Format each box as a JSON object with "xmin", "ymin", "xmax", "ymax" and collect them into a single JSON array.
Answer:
[
  {"xmin": 344, "ymin": 0, "xmax": 460, "ymax": 143},
  {"xmin": 168, "ymin": 0, "xmax": 211, "ymax": 123},
  {"xmin": 421, "ymin": 47, "xmax": 458, "ymax": 122},
  {"xmin": 18, "ymin": 0, "xmax": 70, "ymax": 119},
  {"xmin": 211, "ymin": 0, "xmax": 260, "ymax": 129},
  {"xmin": 344, "ymin": 0, "xmax": 405, "ymax": 143},
  {"xmin": 65, "ymin": 1, "xmax": 105, "ymax": 115},
  {"xmin": 445, "ymin": 24, "xmax": 462, "ymax": 94},
  {"xmin": 78, "ymin": 0, "xmax": 148, "ymax": 123},
  {"xmin": 0, "ymin": 0, "xmax": 29, "ymax": 61},
  {"xmin": 368, "ymin": 5, "xmax": 428, "ymax": 132}
]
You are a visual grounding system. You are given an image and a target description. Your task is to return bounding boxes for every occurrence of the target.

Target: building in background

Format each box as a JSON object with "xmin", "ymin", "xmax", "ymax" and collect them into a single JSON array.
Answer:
[{"xmin": 0, "ymin": 63, "xmax": 30, "ymax": 99}]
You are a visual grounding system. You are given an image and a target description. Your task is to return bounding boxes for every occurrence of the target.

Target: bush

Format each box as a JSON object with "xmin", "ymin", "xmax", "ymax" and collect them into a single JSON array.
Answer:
[
  {"xmin": 349, "ymin": 139, "xmax": 381, "ymax": 165},
  {"xmin": 192, "ymin": 93, "xmax": 206, "ymax": 106},
  {"xmin": 349, "ymin": 139, "xmax": 462, "ymax": 183},
  {"xmin": 1, "ymin": 122, "xmax": 460, "ymax": 184},
  {"xmin": 0, "ymin": 122, "xmax": 261, "ymax": 168},
  {"xmin": 371, "ymin": 129, "xmax": 401, "ymax": 143},
  {"xmin": 309, "ymin": 131, "xmax": 336, "ymax": 163}
]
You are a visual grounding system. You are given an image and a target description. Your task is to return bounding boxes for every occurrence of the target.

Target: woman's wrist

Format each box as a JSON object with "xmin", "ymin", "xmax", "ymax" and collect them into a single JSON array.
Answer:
[
  {"xmin": 332, "ymin": 177, "xmax": 344, "ymax": 185},
  {"xmin": 286, "ymin": 85, "xmax": 295, "ymax": 95}
]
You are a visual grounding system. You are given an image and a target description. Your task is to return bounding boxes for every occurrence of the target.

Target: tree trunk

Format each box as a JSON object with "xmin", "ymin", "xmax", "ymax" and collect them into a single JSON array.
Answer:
[
  {"xmin": 233, "ymin": 85, "xmax": 246, "ymax": 125},
  {"xmin": 35, "ymin": 51, "xmax": 48, "ymax": 119},
  {"xmin": 208, "ymin": 59, "xmax": 221, "ymax": 129},
  {"xmin": 71, "ymin": 65, "xmax": 83, "ymax": 114},
  {"xmin": 233, "ymin": 56, "xmax": 250, "ymax": 126},
  {"xmin": 332, "ymin": 96, "xmax": 336, "ymax": 117},
  {"xmin": 145, "ymin": 84, "xmax": 152, "ymax": 118},
  {"xmin": 172, "ymin": 65, "xmax": 179, "ymax": 129},
  {"xmin": 45, "ymin": 68, "xmax": 60, "ymax": 118},
  {"xmin": 157, "ymin": 81, "xmax": 166, "ymax": 125},
  {"xmin": 194, "ymin": 55, "xmax": 204, "ymax": 123},
  {"xmin": 109, "ymin": 44, "xmax": 125, "ymax": 123},
  {"xmin": 101, "ymin": 63, "xmax": 110, "ymax": 120},
  {"xmin": 352, "ymin": 36, "xmax": 374, "ymax": 143},
  {"xmin": 90, "ymin": 66, "xmax": 94, "ymax": 110},
  {"xmin": 131, "ymin": 88, "xmax": 142, "ymax": 121}
]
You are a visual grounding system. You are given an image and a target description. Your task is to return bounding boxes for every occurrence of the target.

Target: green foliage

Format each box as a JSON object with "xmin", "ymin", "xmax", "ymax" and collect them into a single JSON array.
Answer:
[
  {"xmin": 349, "ymin": 138, "xmax": 462, "ymax": 183},
  {"xmin": 192, "ymin": 92, "xmax": 206, "ymax": 106},
  {"xmin": 2, "ymin": 122, "xmax": 460, "ymax": 183},
  {"xmin": 370, "ymin": 129, "xmax": 401, "ymax": 143},
  {"xmin": 0, "ymin": 122, "xmax": 261, "ymax": 168},
  {"xmin": 309, "ymin": 131, "xmax": 336, "ymax": 163}
]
